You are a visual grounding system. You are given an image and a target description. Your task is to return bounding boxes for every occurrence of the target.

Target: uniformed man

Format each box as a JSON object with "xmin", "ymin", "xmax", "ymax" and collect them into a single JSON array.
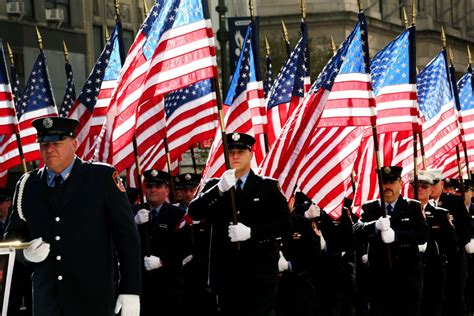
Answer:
[
  {"xmin": 410, "ymin": 171, "xmax": 456, "ymax": 316},
  {"xmin": 188, "ymin": 132, "xmax": 290, "ymax": 316},
  {"xmin": 462, "ymin": 178, "xmax": 474, "ymax": 314},
  {"xmin": 175, "ymin": 173, "xmax": 202, "ymax": 209},
  {"xmin": 133, "ymin": 169, "xmax": 192, "ymax": 316},
  {"xmin": 5, "ymin": 117, "xmax": 141, "ymax": 316},
  {"xmin": 0, "ymin": 187, "xmax": 13, "ymax": 236},
  {"xmin": 353, "ymin": 166, "xmax": 428, "ymax": 316},
  {"xmin": 431, "ymin": 175, "xmax": 471, "ymax": 316}
]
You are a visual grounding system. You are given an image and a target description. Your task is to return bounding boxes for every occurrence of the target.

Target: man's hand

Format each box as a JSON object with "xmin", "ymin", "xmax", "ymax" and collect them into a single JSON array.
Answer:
[
  {"xmin": 134, "ymin": 209, "xmax": 150, "ymax": 225},
  {"xmin": 278, "ymin": 251, "xmax": 289, "ymax": 272},
  {"xmin": 465, "ymin": 239, "xmax": 474, "ymax": 254},
  {"xmin": 23, "ymin": 238, "xmax": 50, "ymax": 263},
  {"xmin": 144, "ymin": 256, "xmax": 162, "ymax": 271},
  {"xmin": 375, "ymin": 216, "xmax": 391, "ymax": 232},
  {"xmin": 304, "ymin": 204, "xmax": 321, "ymax": 219},
  {"xmin": 114, "ymin": 294, "xmax": 140, "ymax": 316},
  {"xmin": 217, "ymin": 169, "xmax": 236, "ymax": 193},
  {"xmin": 418, "ymin": 242, "xmax": 427, "ymax": 253},
  {"xmin": 228, "ymin": 222, "xmax": 251, "ymax": 242},
  {"xmin": 381, "ymin": 228, "xmax": 395, "ymax": 244}
]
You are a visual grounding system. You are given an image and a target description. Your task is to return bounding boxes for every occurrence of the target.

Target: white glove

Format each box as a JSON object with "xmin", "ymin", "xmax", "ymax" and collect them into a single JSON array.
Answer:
[
  {"xmin": 228, "ymin": 222, "xmax": 251, "ymax": 242},
  {"xmin": 114, "ymin": 294, "xmax": 140, "ymax": 316},
  {"xmin": 320, "ymin": 232, "xmax": 327, "ymax": 251},
  {"xmin": 144, "ymin": 256, "xmax": 162, "ymax": 271},
  {"xmin": 134, "ymin": 209, "xmax": 150, "ymax": 225},
  {"xmin": 217, "ymin": 169, "xmax": 236, "ymax": 193},
  {"xmin": 23, "ymin": 238, "xmax": 50, "ymax": 263},
  {"xmin": 375, "ymin": 216, "xmax": 391, "ymax": 232},
  {"xmin": 418, "ymin": 242, "xmax": 427, "ymax": 253},
  {"xmin": 361, "ymin": 254, "xmax": 369, "ymax": 264},
  {"xmin": 278, "ymin": 251, "xmax": 289, "ymax": 272},
  {"xmin": 465, "ymin": 239, "xmax": 474, "ymax": 254},
  {"xmin": 381, "ymin": 228, "xmax": 395, "ymax": 244},
  {"xmin": 304, "ymin": 204, "xmax": 321, "ymax": 219}
]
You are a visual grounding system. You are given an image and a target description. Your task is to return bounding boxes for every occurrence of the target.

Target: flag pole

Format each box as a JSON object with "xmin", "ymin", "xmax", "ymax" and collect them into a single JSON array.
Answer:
[
  {"xmin": 142, "ymin": 0, "xmax": 149, "ymax": 18},
  {"xmin": 410, "ymin": 0, "xmax": 419, "ymax": 201},
  {"xmin": 415, "ymin": 65, "xmax": 427, "ymax": 169},
  {"xmin": 2, "ymin": 41, "xmax": 27, "ymax": 174},
  {"xmin": 190, "ymin": 147, "xmax": 198, "ymax": 174},
  {"xmin": 281, "ymin": 20, "xmax": 292, "ymax": 58},
  {"xmin": 468, "ymin": 45, "xmax": 473, "ymax": 178},
  {"xmin": 448, "ymin": 46, "xmax": 471, "ymax": 180},
  {"xmin": 62, "ymin": 41, "xmax": 69, "ymax": 63}
]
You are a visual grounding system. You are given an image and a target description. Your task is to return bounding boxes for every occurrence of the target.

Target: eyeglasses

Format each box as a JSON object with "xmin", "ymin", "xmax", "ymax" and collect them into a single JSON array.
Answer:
[{"xmin": 410, "ymin": 182, "xmax": 431, "ymax": 189}]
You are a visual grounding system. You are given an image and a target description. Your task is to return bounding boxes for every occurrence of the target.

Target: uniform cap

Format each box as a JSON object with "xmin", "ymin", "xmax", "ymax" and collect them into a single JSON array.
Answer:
[
  {"xmin": 143, "ymin": 170, "xmax": 171, "ymax": 186},
  {"xmin": 175, "ymin": 173, "xmax": 202, "ymax": 189},
  {"xmin": 32, "ymin": 117, "xmax": 79, "ymax": 143},
  {"xmin": 226, "ymin": 132, "xmax": 256, "ymax": 150},
  {"xmin": 380, "ymin": 166, "xmax": 403, "ymax": 182}
]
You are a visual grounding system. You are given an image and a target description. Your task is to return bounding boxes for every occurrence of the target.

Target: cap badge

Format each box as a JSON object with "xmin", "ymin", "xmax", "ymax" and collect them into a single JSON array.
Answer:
[
  {"xmin": 383, "ymin": 167, "xmax": 391, "ymax": 174},
  {"xmin": 174, "ymin": 177, "xmax": 180, "ymax": 182},
  {"xmin": 151, "ymin": 170, "xmax": 158, "ymax": 177},
  {"xmin": 42, "ymin": 117, "xmax": 53, "ymax": 129},
  {"xmin": 232, "ymin": 133, "xmax": 240, "ymax": 141},
  {"xmin": 185, "ymin": 173, "xmax": 191, "ymax": 180}
]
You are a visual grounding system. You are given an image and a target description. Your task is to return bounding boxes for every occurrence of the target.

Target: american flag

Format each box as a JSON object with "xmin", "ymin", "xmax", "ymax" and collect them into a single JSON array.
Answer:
[
  {"xmin": 0, "ymin": 39, "xmax": 18, "ymax": 136},
  {"xmin": 266, "ymin": 21, "xmax": 308, "ymax": 148},
  {"xmin": 8, "ymin": 54, "xmax": 21, "ymax": 107},
  {"xmin": 58, "ymin": 61, "xmax": 76, "ymax": 117},
  {"xmin": 97, "ymin": 0, "xmax": 217, "ymax": 170},
  {"xmin": 68, "ymin": 22, "xmax": 123, "ymax": 160},
  {"xmin": 261, "ymin": 14, "xmax": 375, "ymax": 218},
  {"xmin": 263, "ymin": 46, "xmax": 274, "ymax": 98},
  {"xmin": 0, "ymin": 51, "xmax": 57, "ymax": 172},
  {"xmin": 200, "ymin": 24, "xmax": 265, "ymax": 181},
  {"xmin": 126, "ymin": 78, "xmax": 217, "ymax": 186}
]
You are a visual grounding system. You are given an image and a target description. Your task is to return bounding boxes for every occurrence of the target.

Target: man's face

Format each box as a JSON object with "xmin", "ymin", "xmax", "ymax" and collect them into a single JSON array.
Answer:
[
  {"xmin": 229, "ymin": 148, "xmax": 252, "ymax": 172},
  {"xmin": 145, "ymin": 183, "xmax": 169, "ymax": 206},
  {"xmin": 412, "ymin": 182, "xmax": 431, "ymax": 203},
  {"xmin": 39, "ymin": 137, "xmax": 77, "ymax": 173},
  {"xmin": 382, "ymin": 179, "xmax": 402, "ymax": 203},
  {"xmin": 173, "ymin": 188, "xmax": 184, "ymax": 202},
  {"xmin": 431, "ymin": 181, "xmax": 443, "ymax": 200},
  {"xmin": 0, "ymin": 199, "xmax": 11, "ymax": 219},
  {"xmin": 183, "ymin": 187, "xmax": 197, "ymax": 204}
]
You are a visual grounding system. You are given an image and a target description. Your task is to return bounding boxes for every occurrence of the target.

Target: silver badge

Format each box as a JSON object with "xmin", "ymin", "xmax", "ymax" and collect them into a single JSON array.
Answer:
[
  {"xmin": 42, "ymin": 117, "xmax": 53, "ymax": 129},
  {"xmin": 185, "ymin": 173, "xmax": 191, "ymax": 180},
  {"xmin": 175, "ymin": 176, "xmax": 180, "ymax": 182},
  {"xmin": 383, "ymin": 167, "xmax": 391, "ymax": 174},
  {"xmin": 151, "ymin": 170, "xmax": 158, "ymax": 177},
  {"xmin": 232, "ymin": 133, "xmax": 240, "ymax": 141}
]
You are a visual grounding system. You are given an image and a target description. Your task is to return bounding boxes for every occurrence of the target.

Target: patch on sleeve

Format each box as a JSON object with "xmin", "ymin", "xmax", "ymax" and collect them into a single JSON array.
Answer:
[{"xmin": 112, "ymin": 171, "xmax": 126, "ymax": 192}]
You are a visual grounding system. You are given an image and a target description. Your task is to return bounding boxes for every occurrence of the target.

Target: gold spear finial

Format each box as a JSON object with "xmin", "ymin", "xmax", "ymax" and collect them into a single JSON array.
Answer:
[
  {"xmin": 416, "ymin": 66, "xmax": 420, "ymax": 76},
  {"xmin": 249, "ymin": 0, "xmax": 255, "ymax": 19},
  {"xmin": 264, "ymin": 35, "xmax": 271, "ymax": 56},
  {"xmin": 448, "ymin": 47, "xmax": 454, "ymax": 65},
  {"xmin": 143, "ymin": 0, "xmax": 149, "ymax": 17},
  {"xmin": 63, "ymin": 40, "xmax": 69, "ymax": 62},
  {"xmin": 330, "ymin": 36, "xmax": 337, "ymax": 55},
  {"xmin": 402, "ymin": 7, "xmax": 409, "ymax": 29},
  {"xmin": 301, "ymin": 0, "xmax": 306, "ymax": 20},
  {"xmin": 441, "ymin": 26, "xmax": 446, "ymax": 49},
  {"xmin": 357, "ymin": 0, "xmax": 362, "ymax": 12},
  {"xmin": 6, "ymin": 42, "xmax": 14, "ymax": 65},
  {"xmin": 467, "ymin": 46, "xmax": 472, "ymax": 66},
  {"xmin": 281, "ymin": 20, "xmax": 289, "ymax": 44},
  {"xmin": 35, "ymin": 26, "xmax": 43, "ymax": 50},
  {"xmin": 105, "ymin": 27, "xmax": 110, "ymax": 43},
  {"xmin": 412, "ymin": 0, "xmax": 417, "ymax": 26}
]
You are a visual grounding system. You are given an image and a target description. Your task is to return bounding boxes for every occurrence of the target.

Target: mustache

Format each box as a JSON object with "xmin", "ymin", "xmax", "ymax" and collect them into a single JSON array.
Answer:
[{"xmin": 384, "ymin": 189, "xmax": 393, "ymax": 194}]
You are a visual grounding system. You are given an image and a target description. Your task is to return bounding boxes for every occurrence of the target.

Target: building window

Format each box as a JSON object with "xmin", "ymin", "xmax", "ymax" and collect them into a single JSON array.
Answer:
[
  {"xmin": 93, "ymin": 0, "xmax": 100, "ymax": 16},
  {"xmin": 7, "ymin": 0, "xmax": 34, "ymax": 18},
  {"xmin": 122, "ymin": 30, "xmax": 134, "ymax": 55},
  {"xmin": 93, "ymin": 25, "xmax": 104, "ymax": 61},
  {"xmin": 45, "ymin": 0, "xmax": 70, "ymax": 25}
]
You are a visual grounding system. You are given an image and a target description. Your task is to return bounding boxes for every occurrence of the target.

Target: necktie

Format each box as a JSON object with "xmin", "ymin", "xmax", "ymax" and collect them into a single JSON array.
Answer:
[
  {"xmin": 386, "ymin": 204, "xmax": 393, "ymax": 215},
  {"xmin": 54, "ymin": 175, "xmax": 63, "ymax": 188},
  {"xmin": 151, "ymin": 208, "xmax": 158, "ymax": 220},
  {"xmin": 236, "ymin": 179, "xmax": 243, "ymax": 192}
]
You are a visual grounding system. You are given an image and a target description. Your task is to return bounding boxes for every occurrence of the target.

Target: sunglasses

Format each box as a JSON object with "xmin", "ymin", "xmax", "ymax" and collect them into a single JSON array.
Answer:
[{"xmin": 410, "ymin": 182, "xmax": 431, "ymax": 189}]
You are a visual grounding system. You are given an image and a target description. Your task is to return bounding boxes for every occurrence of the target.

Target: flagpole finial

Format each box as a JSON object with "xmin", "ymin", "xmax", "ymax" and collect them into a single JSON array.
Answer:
[
  {"xmin": 114, "ymin": 0, "xmax": 120, "ymax": 20},
  {"xmin": 330, "ymin": 36, "xmax": 337, "ymax": 55},
  {"xmin": 104, "ymin": 27, "xmax": 110, "ymax": 43},
  {"xmin": 412, "ymin": 0, "xmax": 417, "ymax": 26},
  {"xmin": 416, "ymin": 66, "xmax": 420, "ymax": 76},
  {"xmin": 441, "ymin": 26, "xmax": 446, "ymax": 49},
  {"xmin": 402, "ymin": 7, "xmax": 409, "ymax": 29},
  {"xmin": 301, "ymin": 0, "xmax": 306, "ymax": 20},
  {"xmin": 467, "ymin": 46, "xmax": 472, "ymax": 65},
  {"xmin": 357, "ymin": 0, "xmax": 362, "ymax": 12},
  {"xmin": 281, "ymin": 20, "xmax": 289, "ymax": 44},
  {"xmin": 448, "ymin": 46, "xmax": 454, "ymax": 65},
  {"xmin": 62, "ymin": 40, "xmax": 69, "ymax": 62},
  {"xmin": 143, "ymin": 0, "xmax": 149, "ymax": 17},
  {"xmin": 35, "ymin": 26, "xmax": 43, "ymax": 50},
  {"xmin": 264, "ymin": 35, "xmax": 271, "ymax": 55},
  {"xmin": 6, "ymin": 42, "xmax": 14, "ymax": 65},
  {"xmin": 249, "ymin": 0, "xmax": 255, "ymax": 19}
]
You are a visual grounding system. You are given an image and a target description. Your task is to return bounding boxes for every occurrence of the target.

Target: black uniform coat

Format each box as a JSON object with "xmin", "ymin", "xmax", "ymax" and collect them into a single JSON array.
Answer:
[
  {"xmin": 354, "ymin": 196, "xmax": 428, "ymax": 315},
  {"xmin": 5, "ymin": 158, "xmax": 141, "ymax": 316},
  {"xmin": 188, "ymin": 170, "xmax": 290, "ymax": 316}
]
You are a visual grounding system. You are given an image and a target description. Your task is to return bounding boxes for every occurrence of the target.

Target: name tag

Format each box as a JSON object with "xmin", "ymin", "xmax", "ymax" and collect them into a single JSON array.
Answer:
[
  {"xmin": 253, "ymin": 198, "xmax": 260, "ymax": 201},
  {"xmin": 159, "ymin": 224, "xmax": 168, "ymax": 229},
  {"xmin": 401, "ymin": 218, "xmax": 410, "ymax": 222}
]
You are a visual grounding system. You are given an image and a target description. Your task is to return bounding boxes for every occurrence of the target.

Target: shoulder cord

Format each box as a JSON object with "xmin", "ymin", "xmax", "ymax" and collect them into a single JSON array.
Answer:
[{"xmin": 16, "ymin": 173, "xmax": 30, "ymax": 222}]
